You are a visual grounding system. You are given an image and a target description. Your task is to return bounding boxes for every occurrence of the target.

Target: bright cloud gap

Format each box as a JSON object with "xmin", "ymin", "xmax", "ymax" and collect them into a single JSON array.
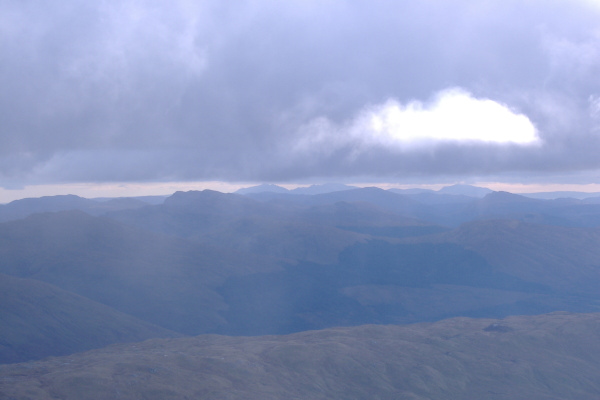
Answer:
[
  {"xmin": 363, "ymin": 88, "xmax": 540, "ymax": 146},
  {"xmin": 297, "ymin": 88, "xmax": 541, "ymax": 152}
]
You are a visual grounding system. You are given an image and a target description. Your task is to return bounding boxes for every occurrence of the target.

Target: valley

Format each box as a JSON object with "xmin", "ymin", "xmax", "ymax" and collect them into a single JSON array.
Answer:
[{"xmin": 2, "ymin": 184, "xmax": 600, "ymax": 398}]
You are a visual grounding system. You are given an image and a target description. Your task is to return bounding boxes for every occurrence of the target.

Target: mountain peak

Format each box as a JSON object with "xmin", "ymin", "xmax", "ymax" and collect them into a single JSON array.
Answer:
[
  {"xmin": 438, "ymin": 184, "xmax": 493, "ymax": 198},
  {"xmin": 291, "ymin": 183, "xmax": 356, "ymax": 195},
  {"xmin": 236, "ymin": 184, "xmax": 289, "ymax": 195},
  {"xmin": 481, "ymin": 191, "xmax": 541, "ymax": 204}
]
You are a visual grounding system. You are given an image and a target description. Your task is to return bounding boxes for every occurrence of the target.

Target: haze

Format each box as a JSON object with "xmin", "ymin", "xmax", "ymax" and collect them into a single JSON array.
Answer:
[{"xmin": 3, "ymin": 2, "xmax": 600, "ymax": 398}]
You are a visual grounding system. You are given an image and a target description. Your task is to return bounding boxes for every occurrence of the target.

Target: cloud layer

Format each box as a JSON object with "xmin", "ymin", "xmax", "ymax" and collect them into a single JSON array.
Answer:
[{"xmin": 1, "ymin": 0, "xmax": 600, "ymax": 186}]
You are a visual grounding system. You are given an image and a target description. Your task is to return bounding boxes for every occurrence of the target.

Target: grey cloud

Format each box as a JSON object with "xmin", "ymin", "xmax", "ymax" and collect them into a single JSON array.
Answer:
[{"xmin": 1, "ymin": 0, "xmax": 600, "ymax": 187}]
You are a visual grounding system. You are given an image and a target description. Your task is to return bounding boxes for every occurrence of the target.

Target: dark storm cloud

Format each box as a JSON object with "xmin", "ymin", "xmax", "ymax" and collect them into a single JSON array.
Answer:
[{"xmin": 1, "ymin": 0, "xmax": 600, "ymax": 186}]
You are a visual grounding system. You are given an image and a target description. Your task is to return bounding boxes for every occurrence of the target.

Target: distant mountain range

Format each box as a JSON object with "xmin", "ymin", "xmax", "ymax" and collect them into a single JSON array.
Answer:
[
  {"xmin": 437, "ymin": 183, "xmax": 494, "ymax": 197},
  {"xmin": 237, "ymin": 183, "xmax": 488, "ymax": 197},
  {"xmin": 3, "ymin": 185, "xmax": 600, "ymax": 225},
  {"xmin": 520, "ymin": 190, "xmax": 600, "ymax": 200},
  {"xmin": 0, "ymin": 194, "xmax": 154, "ymax": 223},
  {"xmin": 237, "ymin": 182, "xmax": 600, "ymax": 200},
  {"xmin": 236, "ymin": 183, "xmax": 357, "ymax": 195},
  {"xmin": 2, "ymin": 186, "xmax": 600, "ymax": 399}
]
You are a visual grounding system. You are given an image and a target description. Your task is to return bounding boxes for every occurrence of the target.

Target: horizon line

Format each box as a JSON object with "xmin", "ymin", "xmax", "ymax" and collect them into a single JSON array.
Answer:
[{"xmin": 2, "ymin": 181, "xmax": 600, "ymax": 204}]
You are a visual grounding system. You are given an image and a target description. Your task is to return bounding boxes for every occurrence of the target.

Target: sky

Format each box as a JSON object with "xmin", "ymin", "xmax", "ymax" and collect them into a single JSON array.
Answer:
[{"xmin": 1, "ymin": 0, "xmax": 600, "ymax": 201}]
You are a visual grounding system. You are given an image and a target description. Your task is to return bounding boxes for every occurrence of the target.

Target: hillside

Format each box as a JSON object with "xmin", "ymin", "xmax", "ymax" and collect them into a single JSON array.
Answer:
[
  {"xmin": 4, "ymin": 191, "xmax": 600, "ymax": 365},
  {"xmin": 107, "ymin": 190, "xmax": 443, "ymax": 260},
  {"xmin": 0, "ymin": 211, "xmax": 283, "ymax": 335},
  {"xmin": 1, "ymin": 312, "xmax": 600, "ymax": 399},
  {"xmin": 200, "ymin": 217, "xmax": 367, "ymax": 264},
  {"xmin": 425, "ymin": 219, "xmax": 600, "ymax": 294},
  {"xmin": 0, "ymin": 273, "xmax": 179, "ymax": 364},
  {"xmin": 3, "ymin": 201, "xmax": 600, "ymax": 342}
]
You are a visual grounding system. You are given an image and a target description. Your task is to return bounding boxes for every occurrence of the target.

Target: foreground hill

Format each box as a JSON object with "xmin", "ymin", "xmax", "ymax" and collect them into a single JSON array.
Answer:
[
  {"xmin": 1, "ymin": 312, "xmax": 600, "ymax": 399},
  {"xmin": 0, "ymin": 273, "xmax": 179, "ymax": 364}
]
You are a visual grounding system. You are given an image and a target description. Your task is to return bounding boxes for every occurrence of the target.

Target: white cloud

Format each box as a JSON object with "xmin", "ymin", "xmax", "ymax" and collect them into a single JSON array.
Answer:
[
  {"xmin": 359, "ymin": 88, "xmax": 539, "ymax": 147},
  {"xmin": 295, "ymin": 88, "xmax": 540, "ymax": 153}
]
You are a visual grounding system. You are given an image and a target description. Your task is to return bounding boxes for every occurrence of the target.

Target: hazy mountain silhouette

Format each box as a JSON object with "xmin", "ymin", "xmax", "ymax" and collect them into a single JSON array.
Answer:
[
  {"xmin": 236, "ymin": 183, "xmax": 357, "ymax": 195},
  {"xmin": 246, "ymin": 187, "xmax": 434, "ymax": 221},
  {"xmin": 0, "ymin": 272, "xmax": 179, "ymax": 364},
  {"xmin": 583, "ymin": 196, "xmax": 600, "ymax": 204},
  {"xmin": 430, "ymin": 191, "xmax": 600, "ymax": 227},
  {"xmin": 404, "ymin": 191, "xmax": 476, "ymax": 205},
  {"xmin": 293, "ymin": 201, "xmax": 428, "ymax": 228},
  {"xmin": 218, "ymin": 239, "xmax": 564, "ymax": 335},
  {"xmin": 0, "ymin": 194, "xmax": 150, "ymax": 223},
  {"xmin": 107, "ymin": 190, "xmax": 371, "ymax": 263},
  {"xmin": 0, "ymin": 195, "xmax": 97, "ymax": 222},
  {"xmin": 424, "ymin": 219, "xmax": 600, "ymax": 295},
  {"xmin": 0, "ymin": 211, "xmax": 282, "ymax": 335},
  {"xmin": 521, "ymin": 191, "xmax": 600, "ymax": 200},
  {"xmin": 306, "ymin": 187, "xmax": 422, "ymax": 213},
  {"xmin": 108, "ymin": 190, "xmax": 278, "ymax": 238},
  {"xmin": 236, "ymin": 184, "xmax": 289, "ymax": 194},
  {"xmin": 290, "ymin": 183, "xmax": 356, "ymax": 195},
  {"xmin": 243, "ymin": 187, "xmax": 593, "ymax": 228},
  {"xmin": 4, "ymin": 189, "xmax": 600, "ymax": 368},
  {"xmin": 200, "ymin": 217, "xmax": 367, "ymax": 264},
  {"xmin": 438, "ymin": 183, "xmax": 493, "ymax": 197},
  {"xmin": 388, "ymin": 187, "xmax": 436, "ymax": 194},
  {"xmin": 107, "ymin": 190, "xmax": 451, "ymax": 264}
]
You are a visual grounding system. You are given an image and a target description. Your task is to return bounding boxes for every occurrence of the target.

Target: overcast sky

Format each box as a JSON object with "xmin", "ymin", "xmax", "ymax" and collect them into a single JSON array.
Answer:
[{"xmin": 1, "ymin": 0, "xmax": 600, "ymax": 198}]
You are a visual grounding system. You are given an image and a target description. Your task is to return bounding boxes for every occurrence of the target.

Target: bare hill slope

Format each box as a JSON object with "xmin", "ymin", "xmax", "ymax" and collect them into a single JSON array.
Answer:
[
  {"xmin": 0, "ymin": 273, "xmax": 179, "ymax": 364},
  {"xmin": 1, "ymin": 312, "xmax": 600, "ymax": 399}
]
